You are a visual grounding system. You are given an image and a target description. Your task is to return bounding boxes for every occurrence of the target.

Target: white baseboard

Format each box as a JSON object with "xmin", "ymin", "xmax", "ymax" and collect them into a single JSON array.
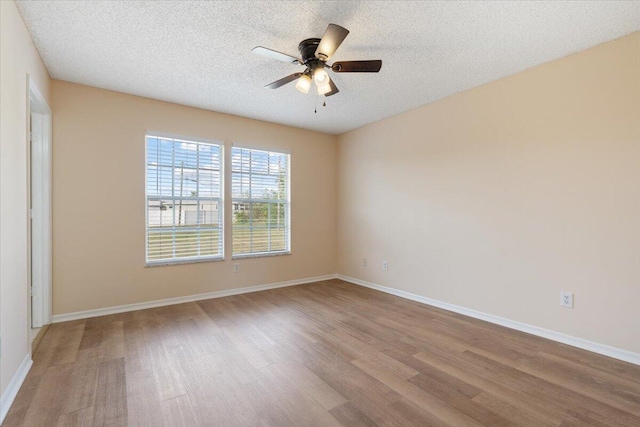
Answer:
[
  {"xmin": 50, "ymin": 272, "xmax": 640, "ymax": 365},
  {"xmin": 52, "ymin": 274, "xmax": 338, "ymax": 323},
  {"xmin": 338, "ymin": 274, "xmax": 640, "ymax": 366},
  {"xmin": 0, "ymin": 354, "xmax": 33, "ymax": 424}
]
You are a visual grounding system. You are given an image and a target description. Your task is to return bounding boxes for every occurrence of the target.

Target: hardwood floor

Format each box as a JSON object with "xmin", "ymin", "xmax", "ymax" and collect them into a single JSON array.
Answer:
[
  {"xmin": 5, "ymin": 279, "xmax": 640, "ymax": 426},
  {"xmin": 31, "ymin": 324, "xmax": 51, "ymax": 354}
]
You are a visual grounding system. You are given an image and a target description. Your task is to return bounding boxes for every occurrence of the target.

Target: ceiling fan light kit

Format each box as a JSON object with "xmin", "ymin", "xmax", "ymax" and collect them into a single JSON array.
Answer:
[
  {"xmin": 314, "ymin": 68, "xmax": 329, "ymax": 84},
  {"xmin": 252, "ymin": 23, "xmax": 382, "ymax": 100},
  {"xmin": 295, "ymin": 74, "xmax": 312, "ymax": 94},
  {"xmin": 316, "ymin": 81, "xmax": 331, "ymax": 96}
]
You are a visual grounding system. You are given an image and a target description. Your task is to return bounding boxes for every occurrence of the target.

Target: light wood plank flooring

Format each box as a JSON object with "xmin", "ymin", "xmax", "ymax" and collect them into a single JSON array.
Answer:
[{"xmin": 5, "ymin": 279, "xmax": 640, "ymax": 426}]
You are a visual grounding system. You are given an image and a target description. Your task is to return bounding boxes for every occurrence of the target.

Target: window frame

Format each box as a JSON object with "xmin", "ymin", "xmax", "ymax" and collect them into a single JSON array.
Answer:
[
  {"xmin": 230, "ymin": 145, "xmax": 291, "ymax": 259},
  {"xmin": 145, "ymin": 131, "xmax": 225, "ymax": 266}
]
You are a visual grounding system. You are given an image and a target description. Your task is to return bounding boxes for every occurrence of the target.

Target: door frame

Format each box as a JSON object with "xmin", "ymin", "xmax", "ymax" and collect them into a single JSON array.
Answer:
[{"xmin": 28, "ymin": 76, "xmax": 52, "ymax": 330}]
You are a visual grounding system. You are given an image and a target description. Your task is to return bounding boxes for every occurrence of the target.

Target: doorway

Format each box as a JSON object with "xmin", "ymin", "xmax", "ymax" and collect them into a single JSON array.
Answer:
[{"xmin": 28, "ymin": 78, "xmax": 52, "ymax": 347}]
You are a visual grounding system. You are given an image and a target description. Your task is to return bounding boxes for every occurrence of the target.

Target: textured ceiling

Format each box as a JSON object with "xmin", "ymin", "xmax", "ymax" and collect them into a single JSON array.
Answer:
[{"xmin": 16, "ymin": 1, "xmax": 640, "ymax": 134}]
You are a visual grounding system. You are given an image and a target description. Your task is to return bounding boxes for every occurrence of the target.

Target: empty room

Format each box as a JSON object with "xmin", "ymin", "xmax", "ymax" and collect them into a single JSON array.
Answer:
[{"xmin": 1, "ymin": 1, "xmax": 639, "ymax": 426}]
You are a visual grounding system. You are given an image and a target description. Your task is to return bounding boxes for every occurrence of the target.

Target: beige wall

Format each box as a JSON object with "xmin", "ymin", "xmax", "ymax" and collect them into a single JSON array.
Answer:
[
  {"xmin": 337, "ymin": 33, "xmax": 640, "ymax": 353},
  {"xmin": 52, "ymin": 80, "xmax": 337, "ymax": 315},
  {"xmin": 0, "ymin": 0, "xmax": 51, "ymax": 396}
]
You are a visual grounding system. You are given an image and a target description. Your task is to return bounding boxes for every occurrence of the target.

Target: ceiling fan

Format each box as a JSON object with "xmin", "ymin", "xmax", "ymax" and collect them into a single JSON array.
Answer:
[{"xmin": 252, "ymin": 23, "xmax": 382, "ymax": 97}]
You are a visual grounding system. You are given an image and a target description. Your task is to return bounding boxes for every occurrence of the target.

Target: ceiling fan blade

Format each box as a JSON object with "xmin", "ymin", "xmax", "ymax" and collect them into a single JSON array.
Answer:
[
  {"xmin": 325, "ymin": 78, "xmax": 339, "ymax": 97},
  {"xmin": 252, "ymin": 46, "xmax": 301, "ymax": 64},
  {"xmin": 315, "ymin": 24, "xmax": 349, "ymax": 61},
  {"xmin": 331, "ymin": 60, "xmax": 382, "ymax": 73},
  {"xmin": 264, "ymin": 73, "xmax": 303, "ymax": 89}
]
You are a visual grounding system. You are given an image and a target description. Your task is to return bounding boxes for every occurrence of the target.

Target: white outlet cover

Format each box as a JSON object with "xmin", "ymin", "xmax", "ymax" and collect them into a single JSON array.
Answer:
[
  {"xmin": 234, "ymin": 263, "xmax": 240, "ymax": 273},
  {"xmin": 362, "ymin": 258, "xmax": 367, "ymax": 267},
  {"xmin": 382, "ymin": 261, "xmax": 388, "ymax": 271},
  {"xmin": 560, "ymin": 291, "xmax": 574, "ymax": 308}
]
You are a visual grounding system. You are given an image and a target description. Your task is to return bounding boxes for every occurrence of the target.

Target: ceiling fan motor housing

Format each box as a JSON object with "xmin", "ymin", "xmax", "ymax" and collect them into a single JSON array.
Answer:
[{"xmin": 298, "ymin": 38, "xmax": 323, "ymax": 69}]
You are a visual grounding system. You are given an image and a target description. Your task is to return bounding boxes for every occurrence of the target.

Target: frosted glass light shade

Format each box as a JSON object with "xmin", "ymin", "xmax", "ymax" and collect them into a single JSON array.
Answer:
[
  {"xmin": 295, "ymin": 74, "xmax": 311, "ymax": 93},
  {"xmin": 314, "ymin": 68, "xmax": 329, "ymax": 84},
  {"xmin": 316, "ymin": 81, "xmax": 331, "ymax": 95}
]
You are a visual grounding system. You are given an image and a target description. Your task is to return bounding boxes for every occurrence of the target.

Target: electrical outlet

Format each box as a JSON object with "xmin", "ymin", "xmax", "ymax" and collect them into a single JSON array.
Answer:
[
  {"xmin": 382, "ymin": 260, "xmax": 388, "ymax": 271},
  {"xmin": 234, "ymin": 263, "xmax": 240, "ymax": 273},
  {"xmin": 560, "ymin": 291, "xmax": 573, "ymax": 308},
  {"xmin": 362, "ymin": 258, "xmax": 367, "ymax": 267}
]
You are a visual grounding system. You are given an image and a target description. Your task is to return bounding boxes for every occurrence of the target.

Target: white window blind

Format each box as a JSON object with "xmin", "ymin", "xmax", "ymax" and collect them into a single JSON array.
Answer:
[
  {"xmin": 146, "ymin": 134, "xmax": 223, "ymax": 264},
  {"xmin": 232, "ymin": 147, "xmax": 290, "ymax": 256}
]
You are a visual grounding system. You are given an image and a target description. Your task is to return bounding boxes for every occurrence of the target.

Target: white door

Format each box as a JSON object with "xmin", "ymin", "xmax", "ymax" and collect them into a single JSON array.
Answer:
[{"xmin": 31, "ymin": 112, "xmax": 44, "ymax": 328}]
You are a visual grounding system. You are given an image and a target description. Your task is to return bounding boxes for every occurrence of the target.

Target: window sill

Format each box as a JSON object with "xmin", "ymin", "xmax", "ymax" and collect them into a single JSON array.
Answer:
[
  {"xmin": 232, "ymin": 251, "xmax": 291, "ymax": 260},
  {"xmin": 145, "ymin": 256, "xmax": 224, "ymax": 267}
]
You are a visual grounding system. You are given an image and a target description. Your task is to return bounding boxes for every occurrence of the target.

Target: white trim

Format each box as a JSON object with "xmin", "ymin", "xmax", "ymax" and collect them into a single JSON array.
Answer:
[
  {"xmin": 52, "ymin": 274, "xmax": 338, "ymax": 323},
  {"xmin": 232, "ymin": 250, "xmax": 291, "ymax": 260},
  {"xmin": 28, "ymin": 76, "xmax": 53, "ymax": 326},
  {"xmin": 0, "ymin": 354, "xmax": 33, "ymax": 424},
  {"xmin": 338, "ymin": 275, "xmax": 640, "ymax": 366},
  {"xmin": 30, "ymin": 112, "xmax": 45, "ymax": 328},
  {"xmin": 28, "ymin": 78, "xmax": 51, "ymax": 114},
  {"xmin": 231, "ymin": 142, "xmax": 291, "ymax": 155},
  {"xmin": 145, "ymin": 256, "xmax": 225, "ymax": 267},
  {"xmin": 146, "ymin": 130, "xmax": 223, "ymax": 147}
]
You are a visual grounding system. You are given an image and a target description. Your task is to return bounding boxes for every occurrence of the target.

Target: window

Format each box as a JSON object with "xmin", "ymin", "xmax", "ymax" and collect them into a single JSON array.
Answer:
[
  {"xmin": 232, "ymin": 147, "xmax": 290, "ymax": 257},
  {"xmin": 146, "ymin": 134, "xmax": 223, "ymax": 265}
]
